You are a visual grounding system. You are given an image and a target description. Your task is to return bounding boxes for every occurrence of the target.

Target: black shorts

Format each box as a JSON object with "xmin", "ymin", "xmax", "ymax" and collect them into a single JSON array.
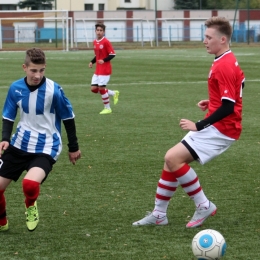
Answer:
[{"xmin": 0, "ymin": 145, "xmax": 56, "ymax": 183}]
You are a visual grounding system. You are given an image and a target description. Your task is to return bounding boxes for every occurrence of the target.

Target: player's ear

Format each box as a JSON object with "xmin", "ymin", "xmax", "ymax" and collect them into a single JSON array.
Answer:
[
  {"xmin": 22, "ymin": 64, "xmax": 27, "ymax": 71},
  {"xmin": 220, "ymin": 35, "xmax": 227, "ymax": 44}
]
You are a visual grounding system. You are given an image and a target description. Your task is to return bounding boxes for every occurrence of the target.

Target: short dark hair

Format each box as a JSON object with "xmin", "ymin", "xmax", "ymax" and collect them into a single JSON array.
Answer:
[
  {"xmin": 205, "ymin": 17, "xmax": 232, "ymax": 40},
  {"xmin": 24, "ymin": 48, "xmax": 46, "ymax": 66},
  {"xmin": 95, "ymin": 23, "xmax": 106, "ymax": 31}
]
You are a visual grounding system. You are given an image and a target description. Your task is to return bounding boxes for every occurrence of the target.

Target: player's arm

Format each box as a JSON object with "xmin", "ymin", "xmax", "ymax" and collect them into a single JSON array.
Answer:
[
  {"xmin": 63, "ymin": 118, "xmax": 79, "ymax": 152},
  {"xmin": 0, "ymin": 119, "xmax": 14, "ymax": 155},
  {"xmin": 1, "ymin": 119, "xmax": 14, "ymax": 143},
  {"xmin": 103, "ymin": 54, "xmax": 115, "ymax": 62},
  {"xmin": 195, "ymin": 99, "xmax": 234, "ymax": 131},
  {"xmin": 90, "ymin": 57, "xmax": 96, "ymax": 64},
  {"xmin": 63, "ymin": 118, "xmax": 81, "ymax": 165},
  {"xmin": 89, "ymin": 57, "xmax": 96, "ymax": 68}
]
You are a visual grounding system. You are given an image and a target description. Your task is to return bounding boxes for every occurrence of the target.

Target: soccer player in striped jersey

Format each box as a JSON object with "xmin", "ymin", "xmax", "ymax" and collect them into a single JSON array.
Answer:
[
  {"xmin": 133, "ymin": 17, "xmax": 245, "ymax": 228},
  {"xmin": 0, "ymin": 48, "xmax": 81, "ymax": 232},
  {"xmin": 89, "ymin": 23, "xmax": 119, "ymax": 115}
]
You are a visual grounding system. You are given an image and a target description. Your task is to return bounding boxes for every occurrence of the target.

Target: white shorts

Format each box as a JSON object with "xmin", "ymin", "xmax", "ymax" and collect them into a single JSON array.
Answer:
[
  {"xmin": 91, "ymin": 74, "xmax": 110, "ymax": 86},
  {"xmin": 182, "ymin": 125, "xmax": 235, "ymax": 165}
]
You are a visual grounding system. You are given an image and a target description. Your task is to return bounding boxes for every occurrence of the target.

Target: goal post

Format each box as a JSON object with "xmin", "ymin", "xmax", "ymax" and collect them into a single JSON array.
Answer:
[
  {"xmin": 155, "ymin": 17, "xmax": 238, "ymax": 47},
  {"xmin": 73, "ymin": 18, "xmax": 156, "ymax": 48},
  {"xmin": 0, "ymin": 10, "xmax": 70, "ymax": 51},
  {"xmin": 155, "ymin": 18, "xmax": 209, "ymax": 46}
]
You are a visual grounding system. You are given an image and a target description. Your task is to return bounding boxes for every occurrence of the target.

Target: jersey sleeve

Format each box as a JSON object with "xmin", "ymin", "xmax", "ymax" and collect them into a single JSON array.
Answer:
[
  {"xmin": 105, "ymin": 40, "xmax": 116, "ymax": 55},
  {"xmin": 2, "ymin": 85, "xmax": 18, "ymax": 121},
  {"xmin": 53, "ymin": 84, "xmax": 75, "ymax": 120},
  {"xmin": 215, "ymin": 63, "xmax": 237, "ymax": 102}
]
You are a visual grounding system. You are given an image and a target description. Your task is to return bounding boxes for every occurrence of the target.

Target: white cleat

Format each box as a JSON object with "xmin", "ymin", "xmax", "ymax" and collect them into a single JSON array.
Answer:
[
  {"xmin": 186, "ymin": 201, "xmax": 217, "ymax": 228},
  {"xmin": 132, "ymin": 212, "xmax": 168, "ymax": 226}
]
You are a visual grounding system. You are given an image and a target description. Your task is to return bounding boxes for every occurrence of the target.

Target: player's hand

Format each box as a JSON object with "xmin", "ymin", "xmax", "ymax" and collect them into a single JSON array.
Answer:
[
  {"xmin": 198, "ymin": 100, "xmax": 209, "ymax": 111},
  {"xmin": 89, "ymin": 62, "xmax": 93, "ymax": 68},
  {"xmin": 68, "ymin": 150, "xmax": 81, "ymax": 165},
  {"xmin": 97, "ymin": 59, "xmax": 104, "ymax": 64},
  {"xmin": 0, "ymin": 141, "xmax": 9, "ymax": 157},
  {"xmin": 179, "ymin": 119, "xmax": 197, "ymax": 131}
]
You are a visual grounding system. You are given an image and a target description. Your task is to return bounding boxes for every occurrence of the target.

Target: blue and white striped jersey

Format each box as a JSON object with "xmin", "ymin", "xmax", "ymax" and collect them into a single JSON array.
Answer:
[{"xmin": 2, "ymin": 77, "xmax": 75, "ymax": 161}]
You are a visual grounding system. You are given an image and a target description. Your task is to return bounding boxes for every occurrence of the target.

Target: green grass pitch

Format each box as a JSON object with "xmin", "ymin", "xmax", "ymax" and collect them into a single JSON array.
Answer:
[{"xmin": 0, "ymin": 45, "xmax": 260, "ymax": 259}]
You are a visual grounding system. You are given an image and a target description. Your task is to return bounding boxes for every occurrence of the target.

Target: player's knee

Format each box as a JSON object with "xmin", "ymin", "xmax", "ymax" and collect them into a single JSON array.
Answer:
[
  {"xmin": 164, "ymin": 151, "xmax": 180, "ymax": 172},
  {"xmin": 164, "ymin": 152, "xmax": 173, "ymax": 168},
  {"xmin": 91, "ymin": 86, "xmax": 99, "ymax": 93}
]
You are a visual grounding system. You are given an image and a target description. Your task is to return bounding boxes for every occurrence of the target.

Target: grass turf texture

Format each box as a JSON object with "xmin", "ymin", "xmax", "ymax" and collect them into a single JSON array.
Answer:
[{"xmin": 0, "ymin": 46, "xmax": 259, "ymax": 259}]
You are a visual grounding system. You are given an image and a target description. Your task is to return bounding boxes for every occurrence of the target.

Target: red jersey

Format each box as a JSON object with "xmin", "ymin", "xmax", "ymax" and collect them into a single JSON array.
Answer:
[
  {"xmin": 206, "ymin": 51, "xmax": 245, "ymax": 139},
  {"xmin": 93, "ymin": 37, "xmax": 115, "ymax": 75}
]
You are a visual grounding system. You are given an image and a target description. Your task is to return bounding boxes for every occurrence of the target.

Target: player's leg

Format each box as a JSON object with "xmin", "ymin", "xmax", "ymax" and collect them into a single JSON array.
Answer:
[
  {"xmin": 164, "ymin": 143, "xmax": 216, "ymax": 228},
  {"xmin": 107, "ymin": 89, "xmax": 120, "ymax": 105},
  {"xmin": 95, "ymin": 75, "xmax": 112, "ymax": 114},
  {"xmin": 132, "ymin": 169, "xmax": 178, "ymax": 226},
  {"xmin": 178, "ymin": 127, "xmax": 234, "ymax": 228},
  {"xmin": 0, "ymin": 148, "xmax": 27, "ymax": 231},
  {"xmin": 0, "ymin": 177, "xmax": 12, "ymax": 231},
  {"xmin": 99, "ymin": 86, "xmax": 111, "ymax": 110},
  {"xmin": 23, "ymin": 155, "xmax": 54, "ymax": 231},
  {"xmin": 23, "ymin": 168, "xmax": 43, "ymax": 232},
  {"xmin": 90, "ymin": 74, "xmax": 99, "ymax": 94},
  {"xmin": 91, "ymin": 85, "xmax": 99, "ymax": 94},
  {"xmin": 133, "ymin": 142, "xmax": 194, "ymax": 226}
]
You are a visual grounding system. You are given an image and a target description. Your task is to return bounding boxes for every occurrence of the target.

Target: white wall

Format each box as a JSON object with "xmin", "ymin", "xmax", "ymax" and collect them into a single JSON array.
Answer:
[
  {"xmin": 0, "ymin": 0, "xmax": 18, "ymax": 4},
  {"xmin": 148, "ymin": 0, "xmax": 174, "ymax": 11}
]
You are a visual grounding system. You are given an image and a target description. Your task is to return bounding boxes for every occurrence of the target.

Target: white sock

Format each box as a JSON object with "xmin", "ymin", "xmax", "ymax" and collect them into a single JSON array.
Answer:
[
  {"xmin": 152, "ymin": 209, "xmax": 166, "ymax": 218},
  {"xmin": 107, "ymin": 89, "xmax": 115, "ymax": 96},
  {"xmin": 197, "ymin": 199, "xmax": 210, "ymax": 209}
]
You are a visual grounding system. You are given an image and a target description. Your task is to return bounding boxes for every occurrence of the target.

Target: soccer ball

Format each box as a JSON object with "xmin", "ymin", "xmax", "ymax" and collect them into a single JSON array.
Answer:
[{"xmin": 192, "ymin": 229, "xmax": 227, "ymax": 260}]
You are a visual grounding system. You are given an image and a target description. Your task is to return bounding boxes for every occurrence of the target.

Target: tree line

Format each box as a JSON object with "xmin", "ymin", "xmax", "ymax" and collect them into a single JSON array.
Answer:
[
  {"xmin": 17, "ymin": 0, "xmax": 260, "ymax": 11},
  {"xmin": 174, "ymin": 0, "xmax": 260, "ymax": 10}
]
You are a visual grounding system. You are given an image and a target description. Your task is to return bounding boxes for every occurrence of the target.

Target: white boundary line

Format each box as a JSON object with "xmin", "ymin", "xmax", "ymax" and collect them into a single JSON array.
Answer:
[{"xmin": 0, "ymin": 79, "xmax": 259, "ymax": 89}]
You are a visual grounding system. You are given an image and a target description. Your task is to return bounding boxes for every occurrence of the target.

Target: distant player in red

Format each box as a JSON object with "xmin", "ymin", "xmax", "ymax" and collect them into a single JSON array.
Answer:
[
  {"xmin": 133, "ymin": 17, "xmax": 245, "ymax": 227},
  {"xmin": 89, "ymin": 23, "xmax": 119, "ymax": 115}
]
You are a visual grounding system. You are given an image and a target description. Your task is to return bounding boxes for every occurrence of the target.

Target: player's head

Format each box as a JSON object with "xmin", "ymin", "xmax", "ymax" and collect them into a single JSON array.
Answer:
[
  {"xmin": 24, "ymin": 48, "xmax": 46, "ymax": 66},
  {"xmin": 95, "ymin": 23, "xmax": 106, "ymax": 39},
  {"xmin": 205, "ymin": 17, "xmax": 232, "ymax": 40},
  {"xmin": 203, "ymin": 17, "xmax": 232, "ymax": 56},
  {"xmin": 23, "ymin": 48, "xmax": 46, "ymax": 86},
  {"xmin": 95, "ymin": 23, "xmax": 106, "ymax": 32}
]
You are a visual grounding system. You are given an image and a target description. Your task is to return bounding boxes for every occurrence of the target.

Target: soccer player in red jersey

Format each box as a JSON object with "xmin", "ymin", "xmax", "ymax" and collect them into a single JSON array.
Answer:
[
  {"xmin": 133, "ymin": 17, "xmax": 245, "ymax": 227},
  {"xmin": 89, "ymin": 23, "xmax": 119, "ymax": 114}
]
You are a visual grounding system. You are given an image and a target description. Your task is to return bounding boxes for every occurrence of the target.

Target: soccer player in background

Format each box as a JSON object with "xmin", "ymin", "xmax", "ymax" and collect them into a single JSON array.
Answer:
[
  {"xmin": 89, "ymin": 23, "xmax": 119, "ymax": 115},
  {"xmin": 0, "ymin": 48, "xmax": 81, "ymax": 232},
  {"xmin": 133, "ymin": 17, "xmax": 245, "ymax": 227}
]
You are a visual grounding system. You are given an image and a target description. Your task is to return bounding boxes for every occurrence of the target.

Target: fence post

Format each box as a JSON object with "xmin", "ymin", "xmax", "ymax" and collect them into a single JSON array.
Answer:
[
  {"xmin": 141, "ymin": 20, "xmax": 144, "ymax": 47},
  {"xmin": 155, "ymin": 18, "xmax": 158, "ymax": 47},
  {"xmin": 0, "ymin": 19, "xmax": 2, "ymax": 49}
]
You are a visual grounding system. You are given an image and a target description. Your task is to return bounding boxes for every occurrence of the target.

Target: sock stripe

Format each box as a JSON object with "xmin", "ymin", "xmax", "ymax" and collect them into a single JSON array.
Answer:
[
  {"xmin": 181, "ymin": 176, "xmax": 199, "ymax": 188},
  {"xmin": 173, "ymin": 164, "xmax": 190, "ymax": 178},
  {"xmin": 158, "ymin": 182, "xmax": 177, "ymax": 192},
  {"xmin": 156, "ymin": 194, "xmax": 171, "ymax": 201},
  {"xmin": 187, "ymin": 186, "xmax": 202, "ymax": 197},
  {"xmin": 161, "ymin": 169, "xmax": 178, "ymax": 182}
]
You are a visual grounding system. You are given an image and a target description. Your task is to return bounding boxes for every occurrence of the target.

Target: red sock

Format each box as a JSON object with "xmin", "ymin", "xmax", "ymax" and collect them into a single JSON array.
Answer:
[
  {"xmin": 91, "ymin": 88, "xmax": 99, "ymax": 93},
  {"xmin": 22, "ymin": 179, "xmax": 40, "ymax": 208},
  {"xmin": 173, "ymin": 164, "xmax": 208, "ymax": 207},
  {"xmin": 0, "ymin": 190, "xmax": 7, "ymax": 226},
  {"xmin": 156, "ymin": 169, "xmax": 178, "ymax": 201},
  {"xmin": 99, "ymin": 88, "xmax": 110, "ymax": 106},
  {"xmin": 154, "ymin": 169, "xmax": 179, "ymax": 213}
]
